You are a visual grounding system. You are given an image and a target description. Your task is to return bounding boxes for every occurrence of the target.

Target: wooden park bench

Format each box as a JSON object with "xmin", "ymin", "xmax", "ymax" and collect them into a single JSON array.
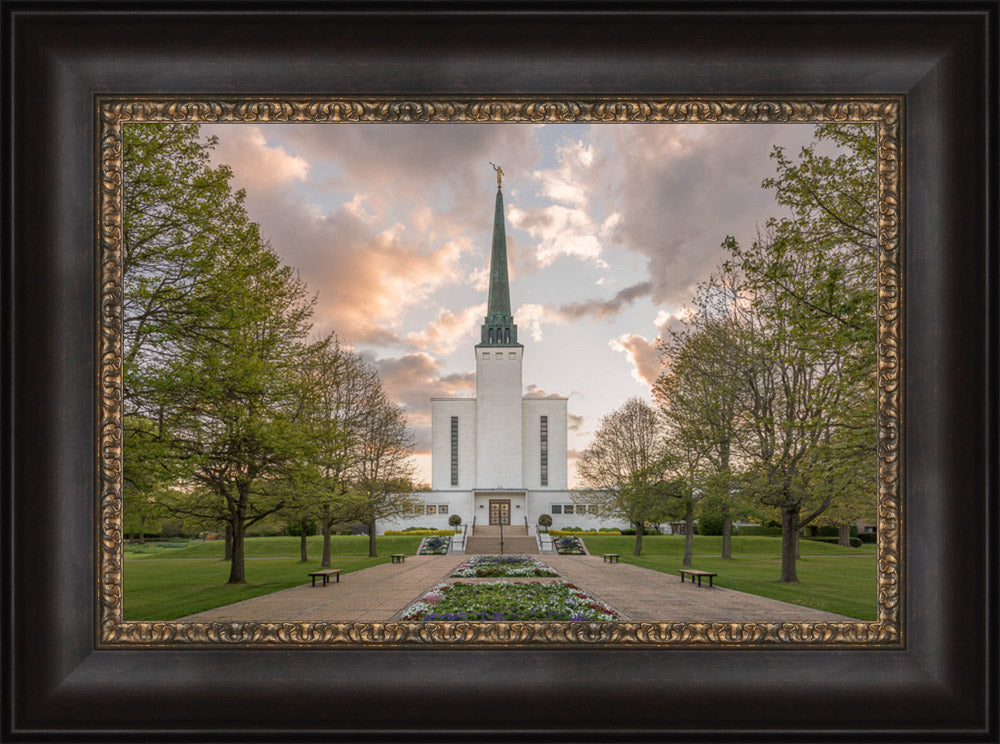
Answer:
[
  {"xmin": 602, "ymin": 553, "xmax": 621, "ymax": 563},
  {"xmin": 390, "ymin": 554, "xmax": 406, "ymax": 564},
  {"xmin": 308, "ymin": 569, "xmax": 342, "ymax": 587},
  {"xmin": 678, "ymin": 568, "xmax": 717, "ymax": 588}
]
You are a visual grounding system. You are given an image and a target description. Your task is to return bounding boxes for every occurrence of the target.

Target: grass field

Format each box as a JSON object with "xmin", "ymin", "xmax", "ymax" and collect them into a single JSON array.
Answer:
[
  {"xmin": 124, "ymin": 535, "xmax": 422, "ymax": 620},
  {"xmin": 124, "ymin": 534, "xmax": 877, "ymax": 622},
  {"xmin": 580, "ymin": 535, "xmax": 877, "ymax": 620}
]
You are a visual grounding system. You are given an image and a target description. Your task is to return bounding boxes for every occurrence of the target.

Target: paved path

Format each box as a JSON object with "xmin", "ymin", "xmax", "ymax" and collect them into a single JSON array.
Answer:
[{"xmin": 180, "ymin": 554, "xmax": 855, "ymax": 623}]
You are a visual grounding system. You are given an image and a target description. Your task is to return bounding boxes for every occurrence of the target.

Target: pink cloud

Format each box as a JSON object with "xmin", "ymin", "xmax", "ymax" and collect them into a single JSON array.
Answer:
[
  {"xmin": 405, "ymin": 303, "xmax": 486, "ymax": 355},
  {"xmin": 610, "ymin": 333, "xmax": 664, "ymax": 387}
]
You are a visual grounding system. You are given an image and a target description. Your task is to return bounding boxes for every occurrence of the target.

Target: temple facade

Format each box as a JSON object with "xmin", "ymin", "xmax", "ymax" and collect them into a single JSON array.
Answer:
[{"xmin": 377, "ymin": 172, "xmax": 615, "ymax": 535}]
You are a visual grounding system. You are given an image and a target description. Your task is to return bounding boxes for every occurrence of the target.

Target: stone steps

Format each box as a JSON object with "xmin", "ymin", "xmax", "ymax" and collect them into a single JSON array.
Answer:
[
  {"xmin": 473, "ymin": 525, "xmax": 527, "ymax": 536},
  {"xmin": 464, "ymin": 535, "xmax": 538, "ymax": 555}
]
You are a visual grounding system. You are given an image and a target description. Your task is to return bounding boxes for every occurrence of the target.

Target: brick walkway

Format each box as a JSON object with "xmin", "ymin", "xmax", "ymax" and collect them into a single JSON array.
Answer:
[{"xmin": 180, "ymin": 554, "xmax": 855, "ymax": 623}]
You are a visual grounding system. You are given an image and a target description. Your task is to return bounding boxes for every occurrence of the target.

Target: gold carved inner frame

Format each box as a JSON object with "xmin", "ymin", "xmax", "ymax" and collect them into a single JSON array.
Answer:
[{"xmin": 97, "ymin": 97, "xmax": 903, "ymax": 648}]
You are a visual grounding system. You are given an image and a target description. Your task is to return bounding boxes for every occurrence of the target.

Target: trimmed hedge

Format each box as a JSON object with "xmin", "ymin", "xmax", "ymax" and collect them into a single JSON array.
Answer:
[
  {"xmin": 738, "ymin": 524, "xmax": 783, "ymax": 536},
  {"xmin": 857, "ymin": 532, "xmax": 877, "ymax": 544},
  {"xmin": 548, "ymin": 529, "xmax": 620, "ymax": 536},
  {"xmin": 384, "ymin": 529, "xmax": 458, "ymax": 536}
]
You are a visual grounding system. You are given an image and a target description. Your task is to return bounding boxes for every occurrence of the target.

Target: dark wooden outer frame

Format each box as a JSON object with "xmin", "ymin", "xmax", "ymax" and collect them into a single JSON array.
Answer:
[{"xmin": 3, "ymin": 3, "xmax": 996, "ymax": 741}]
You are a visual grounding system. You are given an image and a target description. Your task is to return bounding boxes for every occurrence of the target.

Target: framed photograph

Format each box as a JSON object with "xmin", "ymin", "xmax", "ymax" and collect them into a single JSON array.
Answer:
[{"xmin": 4, "ymin": 3, "xmax": 995, "ymax": 740}]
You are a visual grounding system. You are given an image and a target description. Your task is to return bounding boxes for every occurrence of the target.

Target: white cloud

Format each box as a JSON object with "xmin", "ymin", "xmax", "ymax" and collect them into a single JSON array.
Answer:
[
  {"xmin": 514, "ymin": 303, "xmax": 567, "ymax": 342},
  {"xmin": 507, "ymin": 204, "xmax": 605, "ymax": 266}
]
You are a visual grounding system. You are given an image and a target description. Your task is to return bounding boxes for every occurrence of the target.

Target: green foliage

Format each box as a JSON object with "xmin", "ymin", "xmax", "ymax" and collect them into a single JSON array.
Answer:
[
  {"xmin": 537, "ymin": 513, "xmax": 553, "ymax": 528},
  {"xmin": 697, "ymin": 512, "xmax": 725, "ymax": 536},
  {"xmin": 547, "ymin": 529, "xmax": 616, "ymax": 536},
  {"xmin": 737, "ymin": 524, "xmax": 783, "ymax": 537},
  {"xmin": 576, "ymin": 398, "xmax": 672, "ymax": 539},
  {"xmin": 122, "ymin": 124, "xmax": 419, "ymax": 577},
  {"xmin": 286, "ymin": 520, "xmax": 317, "ymax": 537},
  {"xmin": 384, "ymin": 529, "xmax": 457, "ymax": 536},
  {"xmin": 448, "ymin": 514, "xmax": 462, "ymax": 527}
]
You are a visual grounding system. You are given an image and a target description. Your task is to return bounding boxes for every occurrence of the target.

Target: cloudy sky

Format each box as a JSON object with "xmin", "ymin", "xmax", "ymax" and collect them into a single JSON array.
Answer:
[{"xmin": 200, "ymin": 121, "xmax": 820, "ymax": 486}]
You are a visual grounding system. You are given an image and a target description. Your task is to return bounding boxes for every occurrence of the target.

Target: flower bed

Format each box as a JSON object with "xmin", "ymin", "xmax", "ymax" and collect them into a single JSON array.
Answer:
[
  {"xmin": 450, "ymin": 554, "xmax": 558, "ymax": 578},
  {"xmin": 400, "ymin": 581, "xmax": 620, "ymax": 621},
  {"xmin": 419, "ymin": 535, "xmax": 451, "ymax": 555},
  {"xmin": 553, "ymin": 536, "xmax": 585, "ymax": 554}
]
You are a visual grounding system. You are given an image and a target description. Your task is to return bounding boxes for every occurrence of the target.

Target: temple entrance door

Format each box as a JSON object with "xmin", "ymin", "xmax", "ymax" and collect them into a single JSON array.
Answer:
[{"xmin": 489, "ymin": 500, "xmax": 511, "ymax": 526}]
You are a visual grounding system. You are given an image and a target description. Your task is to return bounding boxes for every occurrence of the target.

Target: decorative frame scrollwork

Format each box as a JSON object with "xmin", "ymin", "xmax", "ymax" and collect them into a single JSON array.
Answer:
[{"xmin": 97, "ymin": 96, "xmax": 902, "ymax": 647}]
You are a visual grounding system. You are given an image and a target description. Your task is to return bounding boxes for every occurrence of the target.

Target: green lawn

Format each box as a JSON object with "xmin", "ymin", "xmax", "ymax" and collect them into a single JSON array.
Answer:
[
  {"xmin": 123, "ymin": 535, "xmax": 422, "ymax": 620},
  {"xmin": 581, "ymin": 535, "xmax": 877, "ymax": 620},
  {"xmin": 125, "ymin": 534, "xmax": 422, "ymax": 560},
  {"xmin": 124, "ymin": 534, "xmax": 877, "ymax": 622}
]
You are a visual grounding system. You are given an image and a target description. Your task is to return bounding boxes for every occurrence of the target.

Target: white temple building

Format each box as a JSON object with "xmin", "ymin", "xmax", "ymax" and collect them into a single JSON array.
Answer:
[{"xmin": 376, "ymin": 170, "xmax": 617, "ymax": 537}]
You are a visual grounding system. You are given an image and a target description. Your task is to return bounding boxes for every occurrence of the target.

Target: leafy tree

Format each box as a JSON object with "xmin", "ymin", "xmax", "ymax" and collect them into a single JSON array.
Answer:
[
  {"xmin": 341, "ymin": 386, "xmax": 417, "ymax": 557},
  {"xmin": 654, "ymin": 275, "xmax": 746, "ymax": 559},
  {"xmin": 576, "ymin": 398, "xmax": 671, "ymax": 556},
  {"xmin": 300, "ymin": 343, "xmax": 386, "ymax": 566},
  {"xmin": 717, "ymin": 124, "xmax": 877, "ymax": 581},
  {"xmin": 152, "ymin": 246, "xmax": 324, "ymax": 583},
  {"xmin": 123, "ymin": 122, "xmax": 326, "ymax": 584}
]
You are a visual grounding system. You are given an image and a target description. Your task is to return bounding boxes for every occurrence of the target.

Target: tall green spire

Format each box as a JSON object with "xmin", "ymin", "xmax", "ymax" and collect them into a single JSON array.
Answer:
[{"xmin": 481, "ymin": 180, "xmax": 518, "ymax": 346}]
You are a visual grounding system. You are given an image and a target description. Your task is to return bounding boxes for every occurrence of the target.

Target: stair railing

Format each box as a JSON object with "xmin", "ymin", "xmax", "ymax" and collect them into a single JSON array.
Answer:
[{"xmin": 499, "ymin": 520, "xmax": 504, "ymax": 555}]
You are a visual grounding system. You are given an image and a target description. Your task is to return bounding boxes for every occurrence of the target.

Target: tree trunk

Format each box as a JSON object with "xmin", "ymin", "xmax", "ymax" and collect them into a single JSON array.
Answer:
[
  {"xmin": 321, "ymin": 517, "xmax": 332, "ymax": 568},
  {"xmin": 632, "ymin": 521, "xmax": 644, "ymax": 556},
  {"xmin": 838, "ymin": 523, "xmax": 852, "ymax": 547},
  {"xmin": 367, "ymin": 520, "xmax": 377, "ymax": 558},
  {"xmin": 224, "ymin": 523, "xmax": 233, "ymax": 560},
  {"xmin": 683, "ymin": 503, "xmax": 694, "ymax": 567},
  {"xmin": 227, "ymin": 518, "xmax": 246, "ymax": 584},
  {"xmin": 299, "ymin": 526, "xmax": 308, "ymax": 562},
  {"xmin": 780, "ymin": 507, "xmax": 799, "ymax": 582},
  {"xmin": 721, "ymin": 503, "xmax": 732, "ymax": 559}
]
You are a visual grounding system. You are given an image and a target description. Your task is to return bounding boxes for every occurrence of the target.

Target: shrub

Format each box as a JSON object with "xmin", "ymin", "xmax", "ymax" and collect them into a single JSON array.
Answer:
[
  {"xmin": 548, "ymin": 529, "xmax": 617, "ymax": 536},
  {"xmin": 857, "ymin": 532, "xmax": 877, "ymax": 544},
  {"xmin": 448, "ymin": 514, "xmax": 462, "ymax": 527},
  {"xmin": 738, "ymin": 524, "xmax": 783, "ymax": 537},
  {"xmin": 285, "ymin": 520, "xmax": 317, "ymax": 537},
  {"xmin": 537, "ymin": 513, "xmax": 553, "ymax": 528},
  {"xmin": 384, "ymin": 529, "xmax": 458, "ymax": 536},
  {"xmin": 561, "ymin": 526, "xmax": 583, "ymax": 532},
  {"xmin": 621, "ymin": 528, "xmax": 636, "ymax": 535},
  {"xmin": 697, "ymin": 513, "xmax": 724, "ymax": 536},
  {"xmin": 160, "ymin": 519, "xmax": 184, "ymax": 538},
  {"xmin": 598, "ymin": 527, "xmax": 618, "ymax": 532}
]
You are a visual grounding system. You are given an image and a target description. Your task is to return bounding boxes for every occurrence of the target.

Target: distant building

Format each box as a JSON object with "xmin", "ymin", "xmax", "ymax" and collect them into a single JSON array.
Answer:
[{"xmin": 377, "ymin": 176, "xmax": 622, "ymax": 534}]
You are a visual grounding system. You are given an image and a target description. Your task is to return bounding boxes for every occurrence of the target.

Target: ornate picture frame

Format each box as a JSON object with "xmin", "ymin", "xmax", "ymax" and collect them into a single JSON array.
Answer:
[{"xmin": 5, "ymin": 4, "xmax": 994, "ymax": 740}]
